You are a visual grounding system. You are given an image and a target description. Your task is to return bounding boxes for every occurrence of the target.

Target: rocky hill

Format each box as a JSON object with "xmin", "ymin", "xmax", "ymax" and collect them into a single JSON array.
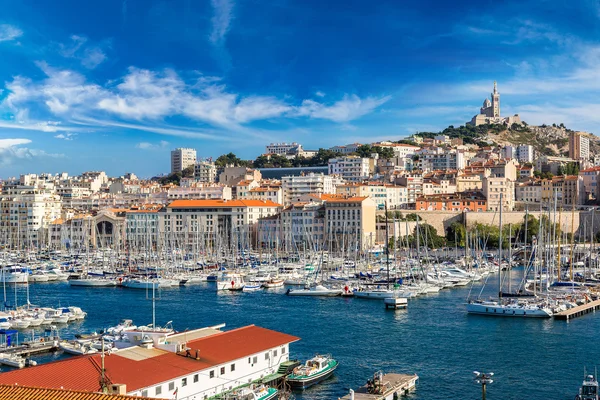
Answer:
[{"xmin": 414, "ymin": 123, "xmax": 600, "ymax": 157}]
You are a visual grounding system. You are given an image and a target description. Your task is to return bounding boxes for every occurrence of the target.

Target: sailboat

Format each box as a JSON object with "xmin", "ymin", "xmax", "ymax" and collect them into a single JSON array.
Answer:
[{"xmin": 466, "ymin": 194, "xmax": 553, "ymax": 318}]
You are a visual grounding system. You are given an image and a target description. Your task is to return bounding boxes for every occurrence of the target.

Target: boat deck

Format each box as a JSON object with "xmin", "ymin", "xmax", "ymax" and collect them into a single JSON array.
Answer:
[
  {"xmin": 339, "ymin": 374, "xmax": 418, "ymax": 400},
  {"xmin": 553, "ymin": 299, "xmax": 600, "ymax": 320}
]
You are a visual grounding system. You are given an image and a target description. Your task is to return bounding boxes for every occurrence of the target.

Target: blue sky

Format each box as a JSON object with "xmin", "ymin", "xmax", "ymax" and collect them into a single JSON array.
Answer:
[{"xmin": 1, "ymin": 0, "xmax": 600, "ymax": 177}]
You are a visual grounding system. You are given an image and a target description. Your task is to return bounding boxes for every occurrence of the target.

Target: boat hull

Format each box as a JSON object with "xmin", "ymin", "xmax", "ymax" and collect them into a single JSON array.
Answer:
[
  {"xmin": 288, "ymin": 362, "xmax": 338, "ymax": 389},
  {"xmin": 466, "ymin": 302, "xmax": 552, "ymax": 318}
]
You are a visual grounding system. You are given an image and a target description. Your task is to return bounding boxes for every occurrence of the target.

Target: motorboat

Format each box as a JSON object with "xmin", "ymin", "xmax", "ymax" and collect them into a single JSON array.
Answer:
[
  {"xmin": 286, "ymin": 285, "xmax": 342, "ymax": 297},
  {"xmin": 242, "ymin": 284, "xmax": 262, "ymax": 292},
  {"xmin": 216, "ymin": 273, "xmax": 245, "ymax": 291},
  {"xmin": 121, "ymin": 278, "xmax": 159, "ymax": 290},
  {"xmin": 224, "ymin": 384, "xmax": 278, "ymax": 400},
  {"xmin": 69, "ymin": 276, "xmax": 117, "ymax": 287},
  {"xmin": 354, "ymin": 288, "xmax": 396, "ymax": 300},
  {"xmin": 287, "ymin": 354, "xmax": 338, "ymax": 389},
  {"xmin": 47, "ymin": 269, "xmax": 69, "ymax": 281},
  {"xmin": 1, "ymin": 266, "xmax": 28, "ymax": 284},
  {"xmin": 576, "ymin": 373, "xmax": 599, "ymax": 400},
  {"xmin": 262, "ymin": 278, "xmax": 284, "ymax": 288},
  {"xmin": 28, "ymin": 272, "xmax": 49, "ymax": 283},
  {"xmin": 59, "ymin": 340, "xmax": 98, "ymax": 355},
  {"xmin": 0, "ymin": 353, "xmax": 25, "ymax": 368}
]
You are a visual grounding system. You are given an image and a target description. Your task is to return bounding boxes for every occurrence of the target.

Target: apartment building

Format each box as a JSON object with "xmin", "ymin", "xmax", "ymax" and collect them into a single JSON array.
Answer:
[
  {"xmin": 328, "ymin": 156, "xmax": 372, "ymax": 182},
  {"xmin": 335, "ymin": 183, "xmax": 409, "ymax": 210},
  {"xmin": 281, "ymin": 173, "xmax": 343, "ymax": 206},
  {"xmin": 515, "ymin": 180, "xmax": 542, "ymax": 203},
  {"xmin": 416, "ymin": 191, "xmax": 487, "ymax": 212},
  {"xmin": 324, "ymin": 196, "xmax": 377, "ymax": 250},
  {"xmin": 482, "ymin": 177, "xmax": 515, "ymax": 211},
  {"xmin": 195, "ymin": 161, "xmax": 217, "ymax": 183},
  {"xmin": 170, "ymin": 148, "xmax": 197, "ymax": 174}
]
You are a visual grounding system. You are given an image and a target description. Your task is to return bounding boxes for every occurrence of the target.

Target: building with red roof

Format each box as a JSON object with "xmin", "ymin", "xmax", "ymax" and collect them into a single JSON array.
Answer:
[{"xmin": 0, "ymin": 325, "xmax": 299, "ymax": 400}]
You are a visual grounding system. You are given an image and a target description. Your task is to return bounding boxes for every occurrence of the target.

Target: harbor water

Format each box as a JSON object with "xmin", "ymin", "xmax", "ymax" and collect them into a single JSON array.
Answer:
[{"xmin": 6, "ymin": 271, "xmax": 598, "ymax": 400}]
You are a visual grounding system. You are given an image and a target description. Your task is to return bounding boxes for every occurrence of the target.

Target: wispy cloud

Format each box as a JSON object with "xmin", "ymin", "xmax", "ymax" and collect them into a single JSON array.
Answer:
[
  {"xmin": 58, "ymin": 35, "xmax": 108, "ymax": 69},
  {"xmin": 1, "ymin": 63, "xmax": 389, "ymax": 141},
  {"xmin": 297, "ymin": 95, "xmax": 391, "ymax": 123},
  {"xmin": 136, "ymin": 140, "xmax": 170, "ymax": 150},
  {"xmin": 0, "ymin": 24, "xmax": 22, "ymax": 42},
  {"xmin": 209, "ymin": 0, "xmax": 234, "ymax": 45}
]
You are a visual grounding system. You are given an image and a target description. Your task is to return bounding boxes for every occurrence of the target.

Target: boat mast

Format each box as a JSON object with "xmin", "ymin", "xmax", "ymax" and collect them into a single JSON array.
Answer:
[
  {"xmin": 385, "ymin": 202, "xmax": 390, "ymax": 290},
  {"xmin": 498, "ymin": 193, "xmax": 503, "ymax": 300}
]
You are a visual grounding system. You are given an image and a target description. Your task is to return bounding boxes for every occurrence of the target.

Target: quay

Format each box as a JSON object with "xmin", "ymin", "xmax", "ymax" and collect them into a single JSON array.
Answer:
[
  {"xmin": 339, "ymin": 373, "xmax": 418, "ymax": 400},
  {"xmin": 553, "ymin": 299, "xmax": 600, "ymax": 321}
]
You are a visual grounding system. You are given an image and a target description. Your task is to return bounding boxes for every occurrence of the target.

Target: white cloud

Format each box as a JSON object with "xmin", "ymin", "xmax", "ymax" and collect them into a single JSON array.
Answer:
[
  {"xmin": 0, "ymin": 138, "xmax": 63, "ymax": 166},
  {"xmin": 54, "ymin": 133, "xmax": 77, "ymax": 140},
  {"xmin": 315, "ymin": 91, "xmax": 326, "ymax": 97},
  {"xmin": 82, "ymin": 47, "xmax": 106, "ymax": 69},
  {"xmin": 136, "ymin": 140, "xmax": 170, "ymax": 150},
  {"xmin": 0, "ymin": 24, "xmax": 22, "ymax": 42},
  {"xmin": 297, "ymin": 94, "xmax": 391, "ymax": 123},
  {"xmin": 209, "ymin": 0, "xmax": 234, "ymax": 45}
]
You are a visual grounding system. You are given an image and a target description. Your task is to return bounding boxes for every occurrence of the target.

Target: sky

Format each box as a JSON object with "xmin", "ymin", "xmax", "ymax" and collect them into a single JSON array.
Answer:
[{"xmin": 1, "ymin": 0, "xmax": 600, "ymax": 178}]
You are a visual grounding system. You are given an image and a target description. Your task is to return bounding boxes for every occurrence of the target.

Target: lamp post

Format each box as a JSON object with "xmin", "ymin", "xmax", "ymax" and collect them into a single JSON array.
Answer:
[{"xmin": 473, "ymin": 371, "xmax": 494, "ymax": 400}]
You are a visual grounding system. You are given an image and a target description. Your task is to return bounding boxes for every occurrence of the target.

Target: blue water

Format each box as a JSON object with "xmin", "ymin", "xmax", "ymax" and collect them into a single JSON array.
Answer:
[{"xmin": 4, "ymin": 272, "xmax": 597, "ymax": 400}]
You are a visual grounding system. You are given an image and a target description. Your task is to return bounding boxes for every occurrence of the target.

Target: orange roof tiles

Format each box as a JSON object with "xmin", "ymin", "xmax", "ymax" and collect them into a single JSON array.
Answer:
[
  {"xmin": 168, "ymin": 199, "xmax": 281, "ymax": 208},
  {"xmin": 0, "ymin": 385, "xmax": 158, "ymax": 400},
  {"xmin": 0, "ymin": 326, "xmax": 299, "ymax": 393}
]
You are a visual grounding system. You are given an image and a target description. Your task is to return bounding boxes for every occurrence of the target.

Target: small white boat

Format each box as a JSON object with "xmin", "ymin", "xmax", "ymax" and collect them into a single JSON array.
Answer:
[
  {"xmin": 69, "ymin": 277, "xmax": 117, "ymax": 287},
  {"xmin": 29, "ymin": 272, "xmax": 49, "ymax": 283},
  {"xmin": 262, "ymin": 278, "xmax": 284, "ymax": 288},
  {"xmin": 216, "ymin": 273, "xmax": 245, "ymax": 291},
  {"xmin": 59, "ymin": 341, "xmax": 99, "ymax": 355},
  {"xmin": 242, "ymin": 284, "xmax": 262, "ymax": 292},
  {"xmin": 121, "ymin": 278, "xmax": 159, "ymax": 290},
  {"xmin": 47, "ymin": 269, "xmax": 69, "ymax": 281},
  {"xmin": 12, "ymin": 319, "xmax": 31, "ymax": 329},
  {"xmin": 0, "ymin": 354, "xmax": 25, "ymax": 368},
  {"xmin": 287, "ymin": 285, "xmax": 342, "ymax": 297}
]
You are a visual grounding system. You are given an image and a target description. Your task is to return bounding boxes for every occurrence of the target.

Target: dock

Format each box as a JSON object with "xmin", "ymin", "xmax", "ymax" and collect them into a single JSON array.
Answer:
[
  {"xmin": 0, "ymin": 339, "xmax": 60, "ymax": 357},
  {"xmin": 553, "ymin": 299, "xmax": 600, "ymax": 320},
  {"xmin": 339, "ymin": 373, "xmax": 418, "ymax": 400},
  {"xmin": 384, "ymin": 297, "xmax": 407, "ymax": 310}
]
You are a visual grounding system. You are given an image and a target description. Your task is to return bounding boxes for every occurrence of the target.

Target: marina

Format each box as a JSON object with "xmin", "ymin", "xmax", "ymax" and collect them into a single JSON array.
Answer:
[
  {"xmin": 339, "ymin": 373, "xmax": 419, "ymax": 400},
  {"xmin": 0, "ymin": 273, "xmax": 595, "ymax": 399}
]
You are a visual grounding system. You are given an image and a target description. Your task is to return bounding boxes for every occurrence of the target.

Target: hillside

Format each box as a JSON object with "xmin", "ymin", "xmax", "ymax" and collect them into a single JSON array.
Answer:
[{"xmin": 414, "ymin": 123, "xmax": 600, "ymax": 157}]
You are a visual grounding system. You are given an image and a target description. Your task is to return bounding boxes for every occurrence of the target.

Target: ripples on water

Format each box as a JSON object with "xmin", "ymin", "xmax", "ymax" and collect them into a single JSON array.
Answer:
[{"xmin": 5, "ymin": 271, "xmax": 598, "ymax": 400}]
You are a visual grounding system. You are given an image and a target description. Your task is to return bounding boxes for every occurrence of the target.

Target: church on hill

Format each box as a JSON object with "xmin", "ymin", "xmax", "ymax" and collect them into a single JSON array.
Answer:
[{"xmin": 468, "ymin": 81, "xmax": 523, "ymax": 127}]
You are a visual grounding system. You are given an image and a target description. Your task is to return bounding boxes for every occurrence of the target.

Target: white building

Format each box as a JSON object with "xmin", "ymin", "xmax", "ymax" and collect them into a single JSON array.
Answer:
[
  {"xmin": 335, "ymin": 183, "xmax": 408, "ymax": 210},
  {"xmin": 195, "ymin": 161, "xmax": 217, "ymax": 183},
  {"xmin": 328, "ymin": 156, "xmax": 372, "ymax": 182},
  {"xmin": 515, "ymin": 181, "xmax": 542, "ymax": 203},
  {"xmin": 501, "ymin": 144, "xmax": 533, "ymax": 163},
  {"xmin": 374, "ymin": 142, "xmax": 420, "ymax": 159},
  {"xmin": 0, "ymin": 324, "xmax": 299, "ymax": 400},
  {"xmin": 416, "ymin": 149, "xmax": 465, "ymax": 172},
  {"xmin": 482, "ymin": 176, "xmax": 515, "ymax": 211},
  {"xmin": 265, "ymin": 142, "xmax": 302, "ymax": 155},
  {"xmin": 0, "ymin": 186, "xmax": 62, "ymax": 246},
  {"xmin": 171, "ymin": 148, "xmax": 197, "ymax": 174},
  {"xmin": 281, "ymin": 173, "xmax": 343, "ymax": 206},
  {"xmin": 330, "ymin": 143, "xmax": 361, "ymax": 154}
]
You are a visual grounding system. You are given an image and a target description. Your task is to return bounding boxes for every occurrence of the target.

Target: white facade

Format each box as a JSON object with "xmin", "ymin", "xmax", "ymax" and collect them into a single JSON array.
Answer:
[
  {"xmin": 265, "ymin": 142, "xmax": 302, "ymax": 155},
  {"xmin": 281, "ymin": 173, "xmax": 343, "ymax": 206},
  {"xmin": 195, "ymin": 161, "xmax": 217, "ymax": 183},
  {"xmin": 483, "ymin": 176, "xmax": 515, "ymax": 211},
  {"xmin": 515, "ymin": 181, "xmax": 542, "ymax": 203},
  {"xmin": 328, "ymin": 156, "xmax": 371, "ymax": 182},
  {"xmin": 330, "ymin": 143, "xmax": 361, "ymax": 154},
  {"xmin": 417, "ymin": 149, "xmax": 465, "ymax": 172},
  {"xmin": 171, "ymin": 148, "xmax": 197, "ymax": 174},
  {"xmin": 166, "ymin": 186, "xmax": 232, "ymax": 200}
]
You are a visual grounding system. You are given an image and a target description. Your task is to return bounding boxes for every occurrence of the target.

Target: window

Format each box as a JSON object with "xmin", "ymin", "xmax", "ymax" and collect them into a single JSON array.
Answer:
[
  {"xmin": 274, "ymin": 349, "xmax": 278, "ymax": 357},
  {"xmin": 210, "ymin": 370, "xmax": 215, "ymax": 379},
  {"xmin": 142, "ymin": 390, "xmax": 148, "ymax": 397},
  {"xmin": 168, "ymin": 382, "xmax": 175, "ymax": 391},
  {"xmin": 182, "ymin": 378, "xmax": 187, "ymax": 387},
  {"xmin": 194, "ymin": 374, "xmax": 199, "ymax": 383},
  {"xmin": 265, "ymin": 352, "xmax": 270, "ymax": 360},
  {"xmin": 221, "ymin": 367, "xmax": 225, "ymax": 375},
  {"xmin": 253, "ymin": 356, "xmax": 258, "ymax": 364},
  {"xmin": 231, "ymin": 363, "xmax": 235, "ymax": 372},
  {"xmin": 282, "ymin": 347, "xmax": 286, "ymax": 354},
  {"xmin": 156, "ymin": 386, "xmax": 162, "ymax": 396}
]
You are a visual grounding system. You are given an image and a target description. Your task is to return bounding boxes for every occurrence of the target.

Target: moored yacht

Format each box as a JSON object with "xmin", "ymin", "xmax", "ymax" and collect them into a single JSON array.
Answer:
[{"xmin": 287, "ymin": 354, "xmax": 338, "ymax": 389}]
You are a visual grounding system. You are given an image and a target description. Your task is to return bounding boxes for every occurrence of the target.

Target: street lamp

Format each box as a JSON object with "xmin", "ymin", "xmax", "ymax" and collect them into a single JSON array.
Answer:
[{"xmin": 473, "ymin": 371, "xmax": 494, "ymax": 400}]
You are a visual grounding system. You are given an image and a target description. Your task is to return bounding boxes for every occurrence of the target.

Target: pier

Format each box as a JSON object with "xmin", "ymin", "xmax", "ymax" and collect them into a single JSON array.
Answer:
[
  {"xmin": 339, "ymin": 373, "xmax": 418, "ymax": 400},
  {"xmin": 553, "ymin": 299, "xmax": 600, "ymax": 320}
]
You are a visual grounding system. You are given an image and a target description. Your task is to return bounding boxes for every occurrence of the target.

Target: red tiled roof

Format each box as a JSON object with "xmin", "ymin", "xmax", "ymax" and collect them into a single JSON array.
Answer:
[
  {"xmin": 167, "ymin": 200, "xmax": 281, "ymax": 208},
  {"xmin": 0, "ymin": 385, "xmax": 159, "ymax": 400},
  {"xmin": 0, "ymin": 326, "xmax": 299, "ymax": 393}
]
